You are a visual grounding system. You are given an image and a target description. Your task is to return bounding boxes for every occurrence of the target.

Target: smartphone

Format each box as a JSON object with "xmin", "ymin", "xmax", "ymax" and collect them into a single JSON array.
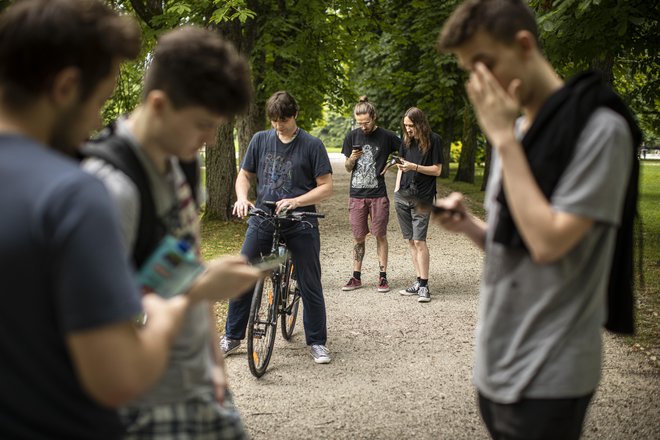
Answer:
[
  {"xmin": 352, "ymin": 145, "xmax": 363, "ymax": 152},
  {"xmin": 251, "ymin": 254, "xmax": 287, "ymax": 273},
  {"xmin": 411, "ymin": 197, "xmax": 464, "ymax": 218},
  {"xmin": 390, "ymin": 155, "xmax": 403, "ymax": 165}
]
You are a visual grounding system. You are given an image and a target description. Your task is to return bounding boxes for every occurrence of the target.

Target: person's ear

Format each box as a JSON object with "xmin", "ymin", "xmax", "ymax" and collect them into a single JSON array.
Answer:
[
  {"xmin": 146, "ymin": 90, "xmax": 170, "ymax": 115},
  {"xmin": 50, "ymin": 67, "xmax": 81, "ymax": 107},
  {"xmin": 515, "ymin": 30, "xmax": 537, "ymax": 58}
]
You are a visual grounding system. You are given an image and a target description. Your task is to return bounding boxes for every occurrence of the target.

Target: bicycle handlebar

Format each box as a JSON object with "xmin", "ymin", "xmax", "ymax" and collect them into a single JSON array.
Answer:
[{"xmin": 248, "ymin": 201, "xmax": 325, "ymax": 219}]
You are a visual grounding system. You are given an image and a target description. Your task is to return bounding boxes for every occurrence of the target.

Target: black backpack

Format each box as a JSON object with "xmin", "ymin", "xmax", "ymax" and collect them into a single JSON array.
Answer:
[{"xmin": 80, "ymin": 123, "xmax": 200, "ymax": 269}]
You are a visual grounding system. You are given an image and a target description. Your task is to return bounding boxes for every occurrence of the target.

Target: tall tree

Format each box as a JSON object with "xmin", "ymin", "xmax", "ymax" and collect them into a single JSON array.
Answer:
[
  {"xmin": 455, "ymin": 106, "xmax": 476, "ymax": 184},
  {"xmin": 350, "ymin": 0, "xmax": 467, "ymax": 178}
]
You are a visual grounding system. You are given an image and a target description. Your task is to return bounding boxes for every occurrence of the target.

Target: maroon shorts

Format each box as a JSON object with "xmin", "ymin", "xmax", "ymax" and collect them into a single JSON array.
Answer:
[{"xmin": 348, "ymin": 196, "xmax": 390, "ymax": 238}]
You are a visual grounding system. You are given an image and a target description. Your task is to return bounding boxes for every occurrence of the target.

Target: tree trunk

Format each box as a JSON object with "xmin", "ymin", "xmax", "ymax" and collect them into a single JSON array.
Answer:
[
  {"xmin": 455, "ymin": 108, "xmax": 476, "ymax": 184},
  {"xmin": 590, "ymin": 54, "xmax": 614, "ymax": 86},
  {"xmin": 440, "ymin": 115, "xmax": 454, "ymax": 179},
  {"xmin": 237, "ymin": 99, "xmax": 264, "ymax": 165},
  {"xmin": 205, "ymin": 122, "xmax": 236, "ymax": 220},
  {"xmin": 481, "ymin": 140, "xmax": 492, "ymax": 192}
]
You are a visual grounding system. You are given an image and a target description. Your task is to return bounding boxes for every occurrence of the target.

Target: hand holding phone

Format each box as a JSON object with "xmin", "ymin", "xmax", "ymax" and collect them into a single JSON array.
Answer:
[
  {"xmin": 251, "ymin": 254, "xmax": 287, "ymax": 273},
  {"xmin": 408, "ymin": 197, "xmax": 465, "ymax": 218},
  {"xmin": 350, "ymin": 145, "xmax": 363, "ymax": 160}
]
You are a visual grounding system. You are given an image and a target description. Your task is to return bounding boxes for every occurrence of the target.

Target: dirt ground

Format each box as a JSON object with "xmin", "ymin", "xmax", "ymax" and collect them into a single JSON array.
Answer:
[{"xmin": 222, "ymin": 154, "xmax": 660, "ymax": 439}]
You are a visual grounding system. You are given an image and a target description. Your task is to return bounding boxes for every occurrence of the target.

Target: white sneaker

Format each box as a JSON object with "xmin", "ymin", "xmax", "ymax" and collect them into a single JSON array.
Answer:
[
  {"xmin": 310, "ymin": 344, "xmax": 331, "ymax": 364},
  {"xmin": 417, "ymin": 286, "xmax": 431, "ymax": 303}
]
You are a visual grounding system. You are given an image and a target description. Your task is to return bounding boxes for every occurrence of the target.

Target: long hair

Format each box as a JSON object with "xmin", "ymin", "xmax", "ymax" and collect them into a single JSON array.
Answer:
[{"xmin": 401, "ymin": 107, "xmax": 431, "ymax": 154}]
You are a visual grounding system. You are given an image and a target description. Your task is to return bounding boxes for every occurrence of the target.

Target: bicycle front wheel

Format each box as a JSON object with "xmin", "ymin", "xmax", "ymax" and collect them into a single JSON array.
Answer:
[
  {"xmin": 247, "ymin": 275, "xmax": 278, "ymax": 378},
  {"xmin": 280, "ymin": 261, "xmax": 301, "ymax": 341}
]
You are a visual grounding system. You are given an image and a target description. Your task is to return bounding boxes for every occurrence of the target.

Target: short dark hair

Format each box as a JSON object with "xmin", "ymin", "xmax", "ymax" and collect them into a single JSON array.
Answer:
[
  {"xmin": 266, "ymin": 91, "xmax": 298, "ymax": 121},
  {"xmin": 437, "ymin": 0, "xmax": 538, "ymax": 52},
  {"xmin": 0, "ymin": 0, "xmax": 140, "ymax": 109},
  {"xmin": 143, "ymin": 26, "xmax": 251, "ymax": 117},
  {"xmin": 354, "ymin": 95, "xmax": 377, "ymax": 120}
]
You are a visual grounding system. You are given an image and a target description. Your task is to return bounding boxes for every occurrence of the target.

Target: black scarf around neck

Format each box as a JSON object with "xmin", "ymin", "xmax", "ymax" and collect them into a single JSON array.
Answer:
[{"xmin": 493, "ymin": 71, "xmax": 642, "ymax": 334}]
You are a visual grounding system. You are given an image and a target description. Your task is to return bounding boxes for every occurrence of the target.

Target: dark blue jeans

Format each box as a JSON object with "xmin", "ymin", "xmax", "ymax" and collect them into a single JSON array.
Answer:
[{"xmin": 225, "ymin": 220, "xmax": 327, "ymax": 346}]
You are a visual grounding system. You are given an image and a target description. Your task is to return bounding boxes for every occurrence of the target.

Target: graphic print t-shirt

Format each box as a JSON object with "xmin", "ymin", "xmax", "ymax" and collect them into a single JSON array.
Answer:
[
  {"xmin": 242, "ymin": 128, "xmax": 332, "ymax": 215},
  {"xmin": 398, "ymin": 132, "xmax": 443, "ymax": 202},
  {"xmin": 342, "ymin": 127, "xmax": 400, "ymax": 198}
]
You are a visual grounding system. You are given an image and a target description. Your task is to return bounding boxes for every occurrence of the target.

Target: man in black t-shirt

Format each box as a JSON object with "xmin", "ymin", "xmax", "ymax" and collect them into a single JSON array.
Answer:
[
  {"xmin": 223, "ymin": 91, "xmax": 334, "ymax": 364},
  {"xmin": 341, "ymin": 97, "xmax": 400, "ymax": 293},
  {"xmin": 393, "ymin": 107, "xmax": 443, "ymax": 303}
]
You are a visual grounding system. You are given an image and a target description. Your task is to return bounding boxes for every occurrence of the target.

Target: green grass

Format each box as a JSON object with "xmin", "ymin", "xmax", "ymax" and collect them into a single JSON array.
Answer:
[
  {"xmin": 326, "ymin": 146, "xmax": 342, "ymax": 154},
  {"xmin": 634, "ymin": 161, "xmax": 660, "ymax": 364},
  {"xmin": 200, "ymin": 218, "xmax": 248, "ymax": 333}
]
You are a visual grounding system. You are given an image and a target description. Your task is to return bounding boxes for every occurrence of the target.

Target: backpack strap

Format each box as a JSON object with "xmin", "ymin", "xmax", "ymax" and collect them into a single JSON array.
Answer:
[
  {"xmin": 81, "ymin": 124, "xmax": 164, "ymax": 269},
  {"xmin": 178, "ymin": 157, "xmax": 200, "ymax": 207}
]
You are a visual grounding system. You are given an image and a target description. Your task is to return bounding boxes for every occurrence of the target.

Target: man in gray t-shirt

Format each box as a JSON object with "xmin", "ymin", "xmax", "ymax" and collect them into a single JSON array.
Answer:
[
  {"xmin": 435, "ymin": 1, "xmax": 638, "ymax": 439},
  {"xmin": 84, "ymin": 27, "xmax": 261, "ymax": 440}
]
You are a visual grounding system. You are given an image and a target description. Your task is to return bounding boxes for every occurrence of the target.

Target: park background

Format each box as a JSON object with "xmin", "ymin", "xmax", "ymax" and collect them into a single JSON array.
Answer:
[{"xmin": 3, "ymin": 0, "xmax": 655, "ymax": 368}]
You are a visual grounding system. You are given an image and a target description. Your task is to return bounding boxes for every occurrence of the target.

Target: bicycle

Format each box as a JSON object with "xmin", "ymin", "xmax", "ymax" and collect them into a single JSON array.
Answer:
[{"xmin": 246, "ymin": 201, "xmax": 324, "ymax": 378}]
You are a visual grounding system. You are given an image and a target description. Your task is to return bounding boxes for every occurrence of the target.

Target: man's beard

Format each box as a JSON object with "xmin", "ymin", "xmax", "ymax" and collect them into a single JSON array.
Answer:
[{"xmin": 50, "ymin": 103, "xmax": 82, "ymax": 156}]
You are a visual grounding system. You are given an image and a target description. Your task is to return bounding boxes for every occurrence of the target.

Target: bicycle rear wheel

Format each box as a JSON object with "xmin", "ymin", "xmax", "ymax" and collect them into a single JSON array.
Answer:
[
  {"xmin": 280, "ymin": 260, "xmax": 301, "ymax": 341},
  {"xmin": 247, "ymin": 275, "xmax": 278, "ymax": 378}
]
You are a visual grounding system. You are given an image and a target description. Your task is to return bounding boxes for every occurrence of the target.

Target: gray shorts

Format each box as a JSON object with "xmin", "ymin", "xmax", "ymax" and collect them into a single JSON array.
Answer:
[{"xmin": 394, "ymin": 191, "xmax": 431, "ymax": 241}]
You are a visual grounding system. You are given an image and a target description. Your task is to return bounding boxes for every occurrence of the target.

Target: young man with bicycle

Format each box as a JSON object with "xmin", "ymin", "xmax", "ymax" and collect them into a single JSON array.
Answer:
[{"xmin": 224, "ymin": 91, "xmax": 334, "ymax": 364}]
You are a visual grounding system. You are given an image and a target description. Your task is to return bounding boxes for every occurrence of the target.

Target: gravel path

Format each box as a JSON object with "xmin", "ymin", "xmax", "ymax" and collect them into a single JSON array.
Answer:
[{"xmin": 223, "ymin": 154, "xmax": 659, "ymax": 439}]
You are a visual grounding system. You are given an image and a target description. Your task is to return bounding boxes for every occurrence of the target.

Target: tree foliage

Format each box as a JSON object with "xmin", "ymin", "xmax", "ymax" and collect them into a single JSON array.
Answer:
[{"xmin": 531, "ymin": 0, "xmax": 660, "ymax": 143}]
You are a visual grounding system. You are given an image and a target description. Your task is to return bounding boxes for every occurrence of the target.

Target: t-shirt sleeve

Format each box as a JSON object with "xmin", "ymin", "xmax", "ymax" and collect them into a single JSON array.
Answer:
[
  {"xmin": 431, "ymin": 133, "xmax": 443, "ymax": 165},
  {"xmin": 312, "ymin": 138, "xmax": 333, "ymax": 178},
  {"xmin": 341, "ymin": 131, "xmax": 353, "ymax": 158},
  {"xmin": 391, "ymin": 132, "xmax": 401, "ymax": 156},
  {"xmin": 551, "ymin": 107, "xmax": 633, "ymax": 226},
  {"xmin": 46, "ymin": 174, "xmax": 142, "ymax": 332},
  {"xmin": 82, "ymin": 158, "xmax": 140, "ymax": 254},
  {"xmin": 241, "ymin": 133, "xmax": 261, "ymax": 173}
]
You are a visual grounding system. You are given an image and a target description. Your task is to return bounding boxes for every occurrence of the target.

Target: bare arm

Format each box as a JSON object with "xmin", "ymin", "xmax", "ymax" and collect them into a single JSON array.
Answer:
[
  {"xmin": 208, "ymin": 305, "xmax": 228, "ymax": 404},
  {"xmin": 233, "ymin": 168, "xmax": 256, "ymax": 219},
  {"xmin": 344, "ymin": 150, "xmax": 362, "ymax": 172},
  {"xmin": 66, "ymin": 294, "xmax": 189, "ymax": 407},
  {"xmin": 495, "ymin": 136, "xmax": 592, "ymax": 263},
  {"xmin": 416, "ymin": 163, "xmax": 442, "ymax": 177},
  {"xmin": 397, "ymin": 160, "xmax": 441, "ymax": 177},
  {"xmin": 275, "ymin": 173, "xmax": 333, "ymax": 213}
]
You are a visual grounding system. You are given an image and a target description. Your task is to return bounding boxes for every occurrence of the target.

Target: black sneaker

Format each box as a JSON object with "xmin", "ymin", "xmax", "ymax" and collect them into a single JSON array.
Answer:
[
  {"xmin": 399, "ymin": 280, "xmax": 420, "ymax": 296},
  {"xmin": 417, "ymin": 286, "xmax": 431, "ymax": 303},
  {"xmin": 220, "ymin": 336, "xmax": 241, "ymax": 356}
]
